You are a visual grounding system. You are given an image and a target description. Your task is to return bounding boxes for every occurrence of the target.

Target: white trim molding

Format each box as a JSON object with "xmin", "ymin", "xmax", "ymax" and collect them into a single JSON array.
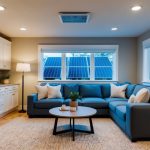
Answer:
[
  {"xmin": 142, "ymin": 39, "xmax": 150, "ymax": 82},
  {"xmin": 38, "ymin": 44, "xmax": 119, "ymax": 82}
]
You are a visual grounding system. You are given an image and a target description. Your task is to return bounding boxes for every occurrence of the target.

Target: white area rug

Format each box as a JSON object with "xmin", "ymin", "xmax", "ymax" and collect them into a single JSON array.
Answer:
[{"xmin": 0, "ymin": 117, "xmax": 150, "ymax": 150}]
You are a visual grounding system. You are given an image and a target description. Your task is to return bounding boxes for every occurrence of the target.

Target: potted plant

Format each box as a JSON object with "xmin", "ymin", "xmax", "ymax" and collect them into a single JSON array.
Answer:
[
  {"xmin": 69, "ymin": 92, "xmax": 80, "ymax": 111},
  {"xmin": 1, "ymin": 74, "xmax": 10, "ymax": 84}
]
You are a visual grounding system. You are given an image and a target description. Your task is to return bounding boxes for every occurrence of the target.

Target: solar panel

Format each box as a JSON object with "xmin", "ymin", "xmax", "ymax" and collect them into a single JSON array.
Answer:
[
  {"xmin": 95, "ymin": 57, "xmax": 112, "ymax": 66},
  {"xmin": 95, "ymin": 67, "xmax": 112, "ymax": 79},
  {"xmin": 44, "ymin": 67, "xmax": 61, "ymax": 79},
  {"xmin": 67, "ymin": 57, "xmax": 90, "ymax": 79},
  {"xmin": 67, "ymin": 57, "xmax": 88, "ymax": 66},
  {"xmin": 45, "ymin": 57, "xmax": 61, "ymax": 67},
  {"xmin": 67, "ymin": 67, "xmax": 90, "ymax": 79},
  {"xmin": 44, "ymin": 57, "xmax": 61, "ymax": 79},
  {"xmin": 43, "ymin": 56, "xmax": 112, "ymax": 80}
]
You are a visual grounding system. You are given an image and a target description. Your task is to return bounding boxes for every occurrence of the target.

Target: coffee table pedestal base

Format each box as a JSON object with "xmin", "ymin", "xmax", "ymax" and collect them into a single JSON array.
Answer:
[{"xmin": 53, "ymin": 118, "xmax": 94, "ymax": 141}]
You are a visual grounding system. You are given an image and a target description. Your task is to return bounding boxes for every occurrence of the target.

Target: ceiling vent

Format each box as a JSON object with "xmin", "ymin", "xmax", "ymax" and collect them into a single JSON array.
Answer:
[{"xmin": 59, "ymin": 12, "xmax": 90, "ymax": 23}]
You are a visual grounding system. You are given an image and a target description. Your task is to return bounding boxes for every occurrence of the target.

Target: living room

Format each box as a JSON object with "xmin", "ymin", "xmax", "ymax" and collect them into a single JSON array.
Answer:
[{"xmin": 0, "ymin": 0, "xmax": 150, "ymax": 150}]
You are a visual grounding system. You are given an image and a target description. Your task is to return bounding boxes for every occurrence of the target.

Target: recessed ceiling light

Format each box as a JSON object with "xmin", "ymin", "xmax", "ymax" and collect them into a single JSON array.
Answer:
[
  {"xmin": 131, "ymin": 5, "xmax": 142, "ymax": 11},
  {"xmin": 111, "ymin": 27, "xmax": 118, "ymax": 31},
  {"xmin": 20, "ymin": 27, "xmax": 27, "ymax": 31},
  {"xmin": 0, "ymin": 6, "xmax": 5, "ymax": 11}
]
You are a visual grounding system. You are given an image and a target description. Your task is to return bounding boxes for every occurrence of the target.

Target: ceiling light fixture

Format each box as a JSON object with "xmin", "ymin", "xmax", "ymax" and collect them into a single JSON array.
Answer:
[
  {"xmin": 111, "ymin": 27, "xmax": 118, "ymax": 31},
  {"xmin": 0, "ymin": 6, "xmax": 5, "ymax": 11},
  {"xmin": 131, "ymin": 5, "xmax": 142, "ymax": 11},
  {"xmin": 20, "ymin": 27, "xmax": 27, "ymax": 31}
]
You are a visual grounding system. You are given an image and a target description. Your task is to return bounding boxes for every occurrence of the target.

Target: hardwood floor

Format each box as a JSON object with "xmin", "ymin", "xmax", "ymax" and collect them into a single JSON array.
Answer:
[{"xmin": 0, "ymin": 110, "xmax": 27, "ymax": 125}]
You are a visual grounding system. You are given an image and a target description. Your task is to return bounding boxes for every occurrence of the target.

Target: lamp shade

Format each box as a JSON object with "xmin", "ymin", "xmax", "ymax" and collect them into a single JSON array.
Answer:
[{"xmin": 16, "ymin": 63, "xmax": 31, "ymax": 72}]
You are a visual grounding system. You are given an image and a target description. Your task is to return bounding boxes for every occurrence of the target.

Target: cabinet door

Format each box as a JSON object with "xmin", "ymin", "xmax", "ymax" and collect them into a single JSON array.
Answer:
[
  {"xmin": 0, "ymin": 87, "xmax": 6, "ymax": 114},
  {"xmin": 0, "ymin": 91, "xmax": 5, "ymax": 114},
  {"xmin": 0, "ymin": 39, "xmax": 4, "ymax": 69},
  {"xmin": 12, "ymin": 86, "xmax": 18, "ymax": 108},
  {"xmin": 0, "ymin": 37, "xmax": 11, "ymax": 70},
  {"xmin": 3, "ymin": 87, "xmax": 12, "ymax": 111},
  {"xmin": 0, "ymin": 86, "xmax": 18, "ymax": 114},
  {"xmin": 3, "ymin": 41, "xmax": 11, "ymax": 70}
]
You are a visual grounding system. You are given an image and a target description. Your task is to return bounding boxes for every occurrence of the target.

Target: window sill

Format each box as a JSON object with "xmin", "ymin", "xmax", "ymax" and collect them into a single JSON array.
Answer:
[
  {"xmin": 142, "ymin": 82, "xmax": 150, "ymax": 86},
  {"xmin": 38, "ymin": 80, "xmax": 118, "ymax": 83}
]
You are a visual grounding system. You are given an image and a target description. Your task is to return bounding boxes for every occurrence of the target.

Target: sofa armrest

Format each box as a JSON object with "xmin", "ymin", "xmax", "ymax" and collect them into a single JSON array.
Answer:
[
  {"xmin": 126, "ymin": 103, "xmax": 150, "ymax": 140},
  {"xmin": 27, "ymin": 93, "xmax": 38, "ymax": 116},
  {"xmin": 28, "ymin": 93, "xmax": 38, "ymax": 102}
]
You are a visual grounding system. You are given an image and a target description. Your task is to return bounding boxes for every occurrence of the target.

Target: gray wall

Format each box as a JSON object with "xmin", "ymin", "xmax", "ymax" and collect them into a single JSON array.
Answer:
[
  {"xmin": 137, "ymin": 30, "xmax": 150, "ymax": 82},
  {"xmin": 11, "ymin": 37, "xmax": 137, "ymax": 105}
]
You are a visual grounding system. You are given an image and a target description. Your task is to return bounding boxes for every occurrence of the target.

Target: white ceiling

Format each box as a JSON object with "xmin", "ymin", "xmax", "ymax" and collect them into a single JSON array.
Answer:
[{"xmin": 0, "ymin": 0, "xmax": 150, "ymax": 37}]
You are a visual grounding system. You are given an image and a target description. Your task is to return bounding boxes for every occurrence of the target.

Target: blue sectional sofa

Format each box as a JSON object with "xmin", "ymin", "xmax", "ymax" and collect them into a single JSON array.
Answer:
[{"xmin": 27, "ymin": 83, "xmax": 150, "ymax": 141}]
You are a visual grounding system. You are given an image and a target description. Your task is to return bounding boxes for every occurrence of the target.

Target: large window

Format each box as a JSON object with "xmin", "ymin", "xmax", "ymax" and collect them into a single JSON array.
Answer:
[
  {"xmin": 38, "ymin": 45, "xmax": 118, "ymax": 81},
  {"xmin": 143, "ymin": 39, "xmax": 150, "ymax": 82}
]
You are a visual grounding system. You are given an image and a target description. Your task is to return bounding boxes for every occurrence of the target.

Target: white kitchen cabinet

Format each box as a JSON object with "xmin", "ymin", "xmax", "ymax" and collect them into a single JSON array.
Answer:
[
  {"xmin": 0, "ymin": 85, "xmax": 18, "ymax": 116},
  {"xmin": 0, "ymin": 37, "xmax": 11, "ymax": 70}
]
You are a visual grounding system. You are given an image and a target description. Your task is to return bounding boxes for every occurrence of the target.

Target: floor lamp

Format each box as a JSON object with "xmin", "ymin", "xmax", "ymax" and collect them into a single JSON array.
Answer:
[{"xmin": 16, "ymin": 63, "xmax": 31, "ymax": 113}]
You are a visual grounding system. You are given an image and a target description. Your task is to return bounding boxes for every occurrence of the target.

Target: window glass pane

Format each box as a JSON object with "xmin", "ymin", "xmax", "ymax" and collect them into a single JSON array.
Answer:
[
  {"xmin": 94, "ymin": 53, "xmax": 113, "ymax": 80},
  {"xmin": 66, "ymin": 53, "xmax": 90, "ymax": 80},
  {"xmin": 147, "ymin": 49, "xmax": 150, "ymax": 80},
  {"xmin": 43, "ymin": 53, "xmax": 61, "ymax": 80}
]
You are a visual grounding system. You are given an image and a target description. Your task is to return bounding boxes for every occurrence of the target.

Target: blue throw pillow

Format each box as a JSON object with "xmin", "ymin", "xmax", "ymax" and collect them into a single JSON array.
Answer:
[
  {"xmin": 80, "ymin": 84, "xmax": 102, "ymax": 98},
  {"xmin": 63, "ymin": 84, "xmax": 79, "ymax": 99}
]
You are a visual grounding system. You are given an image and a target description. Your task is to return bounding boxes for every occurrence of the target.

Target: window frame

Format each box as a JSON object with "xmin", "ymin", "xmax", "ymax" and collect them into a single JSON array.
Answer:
[
  {"xmin": 38, "ymin": 45, "xmax": 119, "ymax": 82},
  {"xmin": 143, "ymin": 39, "xmax": 150, "ymax": 83}
]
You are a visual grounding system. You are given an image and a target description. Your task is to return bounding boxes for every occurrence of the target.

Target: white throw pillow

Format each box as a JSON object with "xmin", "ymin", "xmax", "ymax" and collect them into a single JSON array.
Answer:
[
  {"xmin": 35, "ymin": 85, "xmax": 48, "ymax": 100},
  {"xmin": 47, "ymin": 85, "xmax": 62, "ymax": 98},
  {"xmin": 128, "ymin": 94, "xmax": 136, "ymax": 103},
  {"xmin": 111, "ymin": 84, "xmax": 128, "ymax": 98},
  {"xmin": 134, "ymin": 88, "xmax": 150, "ymax": 103}
]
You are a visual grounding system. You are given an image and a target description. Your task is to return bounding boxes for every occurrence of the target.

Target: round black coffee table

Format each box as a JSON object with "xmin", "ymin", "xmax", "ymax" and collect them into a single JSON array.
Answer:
[{"xmin": 49, "ymin": 106, "xmax": 97, "ymax": 141}]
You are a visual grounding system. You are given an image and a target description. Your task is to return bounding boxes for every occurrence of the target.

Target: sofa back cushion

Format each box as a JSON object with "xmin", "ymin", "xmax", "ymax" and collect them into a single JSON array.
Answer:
[
  {"xmin": 133, "ymin": 85, "xmax": 149, "ymax": 94},
  {"xmin": 101, "ymin": 84, "xmax": 111, "ymax": 98},
  {"xmin": 126, "ymin": 84, "xmax": 136, "ymax": 98},
  {"xmin": 63, "ymin": 84, "xmax": 79, "ymax": 99},
  {"xmin": 79, "ymin": 84, "xmax": 102, "ymax": 98}
]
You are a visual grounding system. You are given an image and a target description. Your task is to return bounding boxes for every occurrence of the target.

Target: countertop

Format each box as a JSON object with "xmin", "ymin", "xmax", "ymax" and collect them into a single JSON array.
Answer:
[{"xmin": 0, "ymin": 84, "xmax": 19, "ymax": 87}]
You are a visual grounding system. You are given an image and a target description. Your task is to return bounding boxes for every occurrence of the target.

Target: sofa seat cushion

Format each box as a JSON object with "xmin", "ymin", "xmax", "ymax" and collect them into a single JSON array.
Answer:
[
  {"xmin": 34, "ymin": 98, "xmax": 64, "ymax": 109},
  {"xmin": 109, "ymin": 101, "xmax": 127, "ymax": 112},
  {"xmin": 63, "ymin": 99, "xmax": 82, "ymax": 106},
  {"xmin": 81, "ymin": 98, "xmax": 108, "ymax": 109},
  {"xmin": 116, "ymin": 105, "xmax": 126, "ymax": 121},
  {"xmin": 105, "ymin": 98, "xmax": 128, "ymax": 103}
]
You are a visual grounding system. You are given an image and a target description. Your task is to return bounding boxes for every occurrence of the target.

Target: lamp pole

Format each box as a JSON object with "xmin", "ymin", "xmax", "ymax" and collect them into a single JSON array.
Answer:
[
  {"xmin": 16, "ymin": 63, "xmax": 30, "ymax": 113},
  {"xmin": 19, "ymin": 71, "xmax": 26, "ymax": 113}
]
